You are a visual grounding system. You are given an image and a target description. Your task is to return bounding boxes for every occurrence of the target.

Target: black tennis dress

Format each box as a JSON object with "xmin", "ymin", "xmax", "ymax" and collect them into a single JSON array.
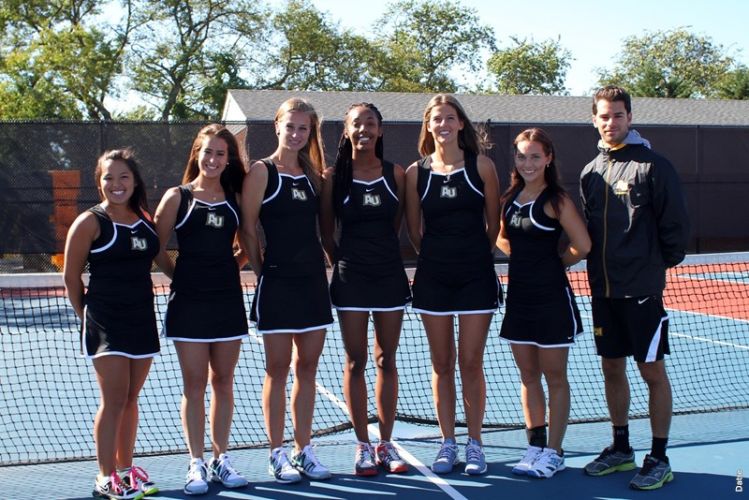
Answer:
[
  {"xmin": 82, "ymin": 205, "xmax": 160, "ymax": 358},
  {"xmin": 499, "ymin": 188, "xmax": 583, "ymax": 347},
  {"xmin": 250, "ymin": 160, "xmax": 334, "ymax": 333},
  {"xmin": 330, "ymin": 161, "xmax": 411, "ymax": 311},
  {"xmin": 411, "ymin": 152, "xmax": 501, "ymax": 315},
  {"xmin": 164, "ymin": 185, "xmax": 248, "ymax": 342}
]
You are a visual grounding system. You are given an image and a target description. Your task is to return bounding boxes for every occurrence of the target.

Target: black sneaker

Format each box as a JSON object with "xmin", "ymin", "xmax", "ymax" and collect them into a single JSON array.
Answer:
[
  {"xmin": 584, "ymin": 446, "xmax": 636, "ymax": 476},
  {"xmin": 629, "ymin": 454, "xmax": 674, "ymax": 490}
]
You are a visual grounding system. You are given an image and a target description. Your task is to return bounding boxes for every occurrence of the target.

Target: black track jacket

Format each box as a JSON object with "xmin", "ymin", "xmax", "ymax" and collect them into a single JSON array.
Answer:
[{"xmin": 580, "ymin": 131, "xmax": 690, "ymax": 298}]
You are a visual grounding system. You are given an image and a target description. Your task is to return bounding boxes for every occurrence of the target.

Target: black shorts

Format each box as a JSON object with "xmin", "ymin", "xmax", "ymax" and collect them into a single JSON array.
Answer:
[
  {"xmin": 330, "ymin": 261, "xmax": 411, "ymax": 311},
  {"xmin": 591, "ymin": 295, "xmax": 670, "ymax": 362},
  {"xmin": 411, "ymin": 259, "xmax": 501, "ymax": 315},
  {"xmin": 500, "ymin": 286, "xmax": 582, "ymax": 347},
  {"xmin": 251, "ymin": 271, "xmax": 334, "ymax": 334}
]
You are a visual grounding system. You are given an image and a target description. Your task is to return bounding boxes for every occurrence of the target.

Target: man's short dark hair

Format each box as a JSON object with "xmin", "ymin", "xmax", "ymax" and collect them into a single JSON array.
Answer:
[{"xmin": 592, "ymin": 85, "xmax": 632, "ymax": 115}]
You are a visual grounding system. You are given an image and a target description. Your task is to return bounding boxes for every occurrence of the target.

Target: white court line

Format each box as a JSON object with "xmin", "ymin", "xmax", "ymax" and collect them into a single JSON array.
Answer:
[
  {"xmin": 667, "ymin": 306, "xmax": 749, "ymax": 326},
  {"xmin": 317, "ymin": 377, "xmax": 468, "ymax": 500},
  {"xmin": 667, "ymin": 307, "xmax": 749, "ymax": 349},
  {"xmin": 248, "ymin": 329, "xmax": 469, "ymax": 500},
  {"xmin": 670, "ymin": 331, "xmax": 749, "ymax": 350},
  {"xmin": 579, "ymin": 310, "xmax": 749, "ymax": 349},
  {"xmin": 384, "ymin": 439, "xmax": 468, "ymax": 500}
]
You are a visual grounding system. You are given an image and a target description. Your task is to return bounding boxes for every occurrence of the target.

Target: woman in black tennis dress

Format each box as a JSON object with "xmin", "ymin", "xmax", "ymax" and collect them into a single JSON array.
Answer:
[
  {"xmin": 64, "ymin": 149, "xmax": 161, "ymax": 499},
  {"xmin": 154, "ymin": 124, "xmax": 249, "ymax": 495},
  {"xmin": 404, "ymin": 94, "xmax": 501, "ymax": 476},
  {"xmin": 240, "ymin": 98, "xmax": 333, "ymax": 484},
  {"xmin": 319, "ymin": 103, "xmax": 411, "ymax": 476},
  {"xmin": 497, "ymin": 127, "xmax": 590, "ymax": 479}
]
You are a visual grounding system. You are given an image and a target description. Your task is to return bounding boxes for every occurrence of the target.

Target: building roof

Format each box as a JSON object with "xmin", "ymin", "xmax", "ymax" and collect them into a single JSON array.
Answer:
[{"xmin": 223, "ymin": 89, "xmax": 749, "ymax": 126}]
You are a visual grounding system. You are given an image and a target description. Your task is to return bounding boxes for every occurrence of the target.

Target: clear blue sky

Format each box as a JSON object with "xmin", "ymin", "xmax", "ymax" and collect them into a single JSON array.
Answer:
[{"xmin": 306, "ymin": 0, "xmax": 749, "ymax": 96}]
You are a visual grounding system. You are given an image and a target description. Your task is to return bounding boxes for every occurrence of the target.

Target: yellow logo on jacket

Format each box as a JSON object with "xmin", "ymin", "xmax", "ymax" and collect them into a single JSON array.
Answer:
[{"xmin": 614, "ymin": 180, "xmax": 630, "ymax": 196}]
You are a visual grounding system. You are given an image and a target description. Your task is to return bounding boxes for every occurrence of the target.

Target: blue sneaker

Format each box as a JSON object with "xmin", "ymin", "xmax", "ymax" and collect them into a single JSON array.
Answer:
[
  {"xmin": 431, "ymin": 438, "xmax": 459, "ymax": 474},
  {"xmin": 464, "ymin": 438, "xmax": 487, "ymax": 475}
]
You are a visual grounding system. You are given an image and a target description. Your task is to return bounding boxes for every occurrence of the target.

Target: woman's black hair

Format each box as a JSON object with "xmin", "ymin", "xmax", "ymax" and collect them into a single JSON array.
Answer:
[{"xmin": 332, "ymin": 103, "xmax": 384, "ymax": 220}]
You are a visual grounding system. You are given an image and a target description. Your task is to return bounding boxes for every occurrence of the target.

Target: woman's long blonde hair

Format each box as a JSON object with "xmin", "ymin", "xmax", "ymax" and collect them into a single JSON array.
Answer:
[{"xmin": 275, "ymin": 98, "xmax": 325, "ymax": 192}]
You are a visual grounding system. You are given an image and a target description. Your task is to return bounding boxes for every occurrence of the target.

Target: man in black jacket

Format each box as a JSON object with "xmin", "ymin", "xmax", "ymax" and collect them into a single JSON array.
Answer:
[{"xmin": 580, "ymin": 86, "xmax": 689, "ymax": 491}]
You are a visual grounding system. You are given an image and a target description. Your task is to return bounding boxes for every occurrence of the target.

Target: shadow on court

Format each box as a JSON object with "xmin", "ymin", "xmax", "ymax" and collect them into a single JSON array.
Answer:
[
  {"xmin": 3, "ymin": 409, "xmax": 747, "ymax": 499},
  {"xmin": 57, "ymin": 466, "xmax": 744, "ymax": 500}
]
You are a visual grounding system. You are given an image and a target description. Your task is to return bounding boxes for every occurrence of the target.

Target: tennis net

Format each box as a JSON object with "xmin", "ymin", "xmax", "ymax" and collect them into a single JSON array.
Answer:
[{"xmin": 1, "ymin": 252, "xmax": 748, "ymax": 465}]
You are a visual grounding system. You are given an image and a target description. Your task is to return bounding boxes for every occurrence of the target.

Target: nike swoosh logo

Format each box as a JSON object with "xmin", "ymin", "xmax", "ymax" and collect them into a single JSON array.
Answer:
[
  {"xmin": 365, "ymin": 187, "xmax": 375, "ymax": 192},
  {"xmin": 637, "ymin": 297, "xmax": 650, "ymax": 305}
]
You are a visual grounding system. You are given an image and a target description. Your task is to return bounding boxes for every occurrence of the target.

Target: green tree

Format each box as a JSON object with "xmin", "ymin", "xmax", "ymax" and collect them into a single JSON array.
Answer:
[
  {"xmin": 372, "ymin": 0, "xmax": 496, "ymax": 92},
  {"xmin": 487, "ymin": 37, "xmax": 571, "ymax": 95},
  {"xmin": 126, "ymin": 0, "xmax": 265, "ymax": 120},
  {"xmin": 195, "ymin": 51, "xmax": 252, "ymax": 118},
  {"xmin": 0, "ymin": 48, "xmax": 83, "ymax": 119},
  {"xmin": 716, "ymin": 65, "xmax": 749, "ymax": 100},
  {"xmin": 250, "ymin": 1, "xmax": 380, "ymax": 92},
  {"xmin": 596, "ymin": 28, "xmax": 734, "ymax": 98},
  {"xmin": 0, "ymin": 0, "xmax": 136, "ymax": 120}
]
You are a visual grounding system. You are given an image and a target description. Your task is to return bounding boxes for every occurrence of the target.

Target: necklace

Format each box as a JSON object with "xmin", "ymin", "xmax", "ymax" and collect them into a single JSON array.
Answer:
[{"xmin": 191, "ymin": 181, "xmax": 221, "ymax": 201}]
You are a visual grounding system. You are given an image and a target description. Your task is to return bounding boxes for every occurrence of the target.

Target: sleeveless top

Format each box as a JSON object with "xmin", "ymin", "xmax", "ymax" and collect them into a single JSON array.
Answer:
[
  {"xmin": 337, "ymin": 161, "xmax": 402, "ymax": 268},
  {"xmin": 503, "ymin": 187, "xmax": 570, "ymax": 300},
  {"xmin": 87, "ymin": 204, "xmax": 158, "ymax": 306},
  {"xmin": 416, "ymin": 151, "xmax": 491, "ymax": 265},
  {"xmin": 259, "ymin": 159, "xmax": 326, "ymax": 277},
  {"xmin": 171, "ymin": 185, "xmax": 242, "ymax": 296}
]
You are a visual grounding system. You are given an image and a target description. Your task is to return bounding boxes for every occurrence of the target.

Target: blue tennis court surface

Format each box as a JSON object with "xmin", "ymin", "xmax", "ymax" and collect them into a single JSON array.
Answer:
[
  {"xmin": 2, "ymin": 302, "xmax": 748, "ymax": 499},
  {"xmin": 3, "ymin": 301, "xmax": 748, "ymax": 465},
  {"xmin": 1, "ymin": 409, "xmax": 746, "ymax": 499},
  {"xmin": 2, "ymin": 254, "xmax": 749, "ymax": 498}
]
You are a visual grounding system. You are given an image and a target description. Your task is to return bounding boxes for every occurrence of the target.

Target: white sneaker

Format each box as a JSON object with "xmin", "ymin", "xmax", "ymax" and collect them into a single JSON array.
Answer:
[
  {"xmin": 375, "ymin": 440, "xmax": 408, "ymax": 473},
  {"xmin": 268, "ymin": 447, "xmax": 302, "ymax": 484},
  {"xmin": 184, "ymin": 458, "xmax": 209, "ymax": 495},
  {"xmin": 92, "ymin": 473, "xmax": 139, "ymax": 500},
  {"xmin": 208, "ymin": 453, "xmax": 248, "ymax": 488},
  {"xmin": 291, "ymin": 444, "xmax": 332, "ymax": 480},
  {"xmin": 121, "ymin": 465, "xmax": 158, "ymax": 496},
  {"xmin": 527, "ymin": 448, "xmax": 566, "ymax": 478},
  {"xmin": 354, "ymin": 442, "xmax": 378, "ymax": 476},
  {"xmin": 512, "ymin": 445, "xmax": 543, "ymax": 475}
]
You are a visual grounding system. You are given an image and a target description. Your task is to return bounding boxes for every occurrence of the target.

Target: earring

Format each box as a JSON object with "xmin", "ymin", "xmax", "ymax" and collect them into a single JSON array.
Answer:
[{"xmin": 545, "ymin": 164, "xmax": 550, "ymax": 169}]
